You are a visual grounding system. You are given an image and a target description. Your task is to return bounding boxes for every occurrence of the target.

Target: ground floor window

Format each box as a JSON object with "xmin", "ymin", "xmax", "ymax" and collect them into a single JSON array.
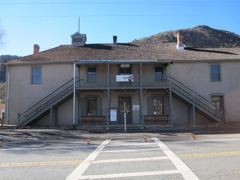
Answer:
[
  {"xmin": 211, "ymin": 95, "xmax": 224, "ymax": 109},
  {"xmin": 87, "ymin": 97, "xmax": 97, "ymax": 115},
  {"xmin": 153, "ymin": 96, "xmax": 164, "ymax": 115}
]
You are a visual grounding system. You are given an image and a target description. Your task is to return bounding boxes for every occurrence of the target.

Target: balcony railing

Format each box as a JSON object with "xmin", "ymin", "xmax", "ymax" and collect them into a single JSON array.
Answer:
[{"xmin": 77, "ymin": 74, "xmax": 168, "ymax": 89}]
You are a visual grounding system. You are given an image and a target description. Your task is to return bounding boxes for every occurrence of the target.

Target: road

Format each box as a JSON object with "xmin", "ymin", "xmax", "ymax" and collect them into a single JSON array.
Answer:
[{"xmin": 0, "ymin": 130, "xmax": 240, "ymax": 180}]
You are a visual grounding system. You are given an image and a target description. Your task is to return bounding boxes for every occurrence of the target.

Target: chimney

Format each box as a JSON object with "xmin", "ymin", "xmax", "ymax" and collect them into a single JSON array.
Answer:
[
  {"xmin": 113, "ymin": 36, "xmax": 117, "ymax": 44},
  {"xmin": 176, "ymin": 32, "xmax": 184, "ymax": 50},
  {"xmin": 33, "ymin": 44, "xmax": 40, "ymax": 55}
]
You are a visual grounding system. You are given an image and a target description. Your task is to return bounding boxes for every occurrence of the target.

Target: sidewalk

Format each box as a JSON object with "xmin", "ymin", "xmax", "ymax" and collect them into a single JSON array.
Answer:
[{"xmin": 1, "ymin": 123, "xmax": 240, "ymax": 146}]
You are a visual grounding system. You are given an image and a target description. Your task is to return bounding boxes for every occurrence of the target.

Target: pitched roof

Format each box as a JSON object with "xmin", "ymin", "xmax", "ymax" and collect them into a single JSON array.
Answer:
[{"xmin": 9, "ymin": 42, "xmax": 240, "ymax": 64}]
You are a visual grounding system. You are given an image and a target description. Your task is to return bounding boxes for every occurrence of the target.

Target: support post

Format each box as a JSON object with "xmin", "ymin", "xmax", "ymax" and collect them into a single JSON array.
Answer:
[
  {"xmin": 6, "ymin": 64, "xmax": 10, "ymax": 125},
  {"xmin": 192, "ymin": 91, "xmax": 196, "ymax": 126},
  {"xmin": 107, "ymin": 63, "xmax": 110, "ymax": 130},
  {"xmin": 139, "ymin": 63, "xmax": 144, "ymax": 129},
  {"xmin": 169, "ymin": 78, "xmax": 173, "ymax": 125},
  {"xmin": 73, "ymin": 63, "xmax": 76, "ymax": 126},
  {"xmin": 50, "ymin": 107, "xmax": 53, "ymax": 128}
]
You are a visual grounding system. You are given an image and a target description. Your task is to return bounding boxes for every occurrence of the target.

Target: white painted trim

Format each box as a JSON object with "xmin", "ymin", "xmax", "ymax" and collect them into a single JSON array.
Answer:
[
  {"xmin": 66, "ymin": 139, "xmax": 111, "ymax": 180},
  {"xmin": 78, "ymin": 170, "xmax": 179, "ymax": 179},
  {"xmin": 153, "ymin": 138, "xmax": 199, "ymax": 180}
]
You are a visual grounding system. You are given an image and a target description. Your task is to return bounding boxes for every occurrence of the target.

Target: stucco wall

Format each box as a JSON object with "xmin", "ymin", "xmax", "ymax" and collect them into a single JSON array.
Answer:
[
  {"xmin": 170, "ymin": 61, "xmax": 240, "ymax": 122},
  {"xmin": 8, "ymin": 63, "xmax": 73, "ymax": 124}
]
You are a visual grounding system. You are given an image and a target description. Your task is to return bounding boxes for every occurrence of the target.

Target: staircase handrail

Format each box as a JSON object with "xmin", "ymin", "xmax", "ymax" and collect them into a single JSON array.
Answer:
[
  {"xmin": 18, "ymin": 77, "xmax": 78, "ymax": 125},
  {"xmin": 167, "ymin": 77, "xmax": 224, "ymax": 121}
]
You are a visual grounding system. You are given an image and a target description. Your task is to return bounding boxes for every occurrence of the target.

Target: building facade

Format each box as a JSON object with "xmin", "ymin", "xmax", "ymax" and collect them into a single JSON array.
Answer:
[{"xmin": 5, "ymin": 33, "xmax": 240, "ymax": 129}]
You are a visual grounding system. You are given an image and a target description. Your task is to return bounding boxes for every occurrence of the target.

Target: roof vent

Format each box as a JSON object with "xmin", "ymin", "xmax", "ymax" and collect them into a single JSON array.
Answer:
[
  {"xmin": 71, "ymin": 32, "xmax": 87, "ymax": 47},
  {"xmin": 176, "ymin": 32, "xmax": 184, "ymax": 50}
]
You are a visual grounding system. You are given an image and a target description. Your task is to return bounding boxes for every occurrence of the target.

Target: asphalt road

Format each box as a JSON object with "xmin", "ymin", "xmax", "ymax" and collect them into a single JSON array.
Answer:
[{"xmin": 0, "ymin": 129, "xmax": 240, "ymax": 180}]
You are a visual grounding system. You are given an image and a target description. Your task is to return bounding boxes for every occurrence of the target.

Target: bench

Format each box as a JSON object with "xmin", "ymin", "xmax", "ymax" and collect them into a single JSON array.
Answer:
[
  {"xmin": 80, "ymin": 116, "xmax": 106, "ymax": 124},
  {"xmin": 144, "ymin": 115, "xmax": 169, "ymax": 125}
]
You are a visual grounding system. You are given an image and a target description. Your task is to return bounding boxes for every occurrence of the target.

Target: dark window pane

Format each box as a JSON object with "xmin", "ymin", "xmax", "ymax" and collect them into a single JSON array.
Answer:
[
  {"xmin": 87, "ymin": 97, "xmax": 97, "ymax": 115},
  {"xmin": 211, "ymin": 65, "xmax": 221, "ymax": 81},
  {"xmin": 153, "ymin": 97, "xmax": 163, "ymax": 115},
  {"xmin": 87, "ymin": 67, "xmax": 96, "ymax": 83},
  {"xmin": 155, "ymin": 67, "xmax": 163, "ymax": 81},
  {"xmin": 32, "ymin": 67, "xmax": 41, "ymax": 84}
]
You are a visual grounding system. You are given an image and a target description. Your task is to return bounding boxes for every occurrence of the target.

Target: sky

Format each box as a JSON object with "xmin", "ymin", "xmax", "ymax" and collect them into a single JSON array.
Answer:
[{"xmin": 0, "ymin": 0, "xmax": 239, "ymax": 56}]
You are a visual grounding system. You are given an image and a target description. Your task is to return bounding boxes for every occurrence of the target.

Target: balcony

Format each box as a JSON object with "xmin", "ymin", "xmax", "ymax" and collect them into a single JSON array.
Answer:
[{"xmin": 76, "ymin": 74, "xmax": 168, "ymax": 90}]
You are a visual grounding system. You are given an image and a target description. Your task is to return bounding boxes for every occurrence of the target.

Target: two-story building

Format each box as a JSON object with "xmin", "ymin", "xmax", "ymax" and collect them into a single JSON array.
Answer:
[{"xmin": 5, "ymin": 31, "xmax": 240, "ymax": 130}]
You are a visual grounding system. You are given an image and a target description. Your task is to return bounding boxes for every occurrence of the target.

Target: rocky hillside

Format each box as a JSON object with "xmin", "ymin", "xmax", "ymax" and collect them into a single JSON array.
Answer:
[{"xmin": 132, "ymin": 25, "xmax": 240, "ymax": 48}]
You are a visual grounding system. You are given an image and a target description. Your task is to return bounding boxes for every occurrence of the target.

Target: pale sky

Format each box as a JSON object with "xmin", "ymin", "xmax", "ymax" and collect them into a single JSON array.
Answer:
[{"xmin": 0, "ymin": 0, "xmax": 239, "ymax": 56}]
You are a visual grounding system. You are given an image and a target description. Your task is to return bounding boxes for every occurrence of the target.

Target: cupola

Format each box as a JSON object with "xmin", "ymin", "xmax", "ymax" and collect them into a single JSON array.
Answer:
[{"xmin": 71, "ymin": 32, "xmax": 87, "ymax": 47}]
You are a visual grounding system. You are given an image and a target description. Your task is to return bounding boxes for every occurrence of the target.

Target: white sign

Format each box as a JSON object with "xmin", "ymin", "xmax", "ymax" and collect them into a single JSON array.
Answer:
[
  {"xmin": 132, "ymin": 105, "xmax": 140, "ymax": 110},
  {"xmin": 116, "ymin": 75, "xmax": 134, "ymax": 82},
  {"xmin": 110, "ymin": 109, "xmax": 117, "ymax": 122}
]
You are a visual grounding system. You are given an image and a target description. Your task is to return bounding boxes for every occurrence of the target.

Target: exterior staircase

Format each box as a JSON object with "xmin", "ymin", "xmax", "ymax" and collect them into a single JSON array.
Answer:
[
  {"xmin": 167, "ymin": 77, "xmax": 224, "ymax": 122},
  {"xmin": 17, "ymin": 76, "xmax": 224, "ymax": 126},
  {"xmin": 17, "ymin": 78, "xmax": 79, "ymax": 126}
]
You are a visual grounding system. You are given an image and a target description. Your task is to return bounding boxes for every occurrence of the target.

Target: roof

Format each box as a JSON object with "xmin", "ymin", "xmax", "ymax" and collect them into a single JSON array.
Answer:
[{"xmin": 8, "ymin": 42, "xmax": 240, "ymax": 64}]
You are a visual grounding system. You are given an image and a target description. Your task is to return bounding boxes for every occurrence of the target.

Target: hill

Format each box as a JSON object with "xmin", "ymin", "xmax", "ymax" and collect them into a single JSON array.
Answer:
[{"xmin": 131, "ymin": 25, "xmax": 240, "ymax": 48}]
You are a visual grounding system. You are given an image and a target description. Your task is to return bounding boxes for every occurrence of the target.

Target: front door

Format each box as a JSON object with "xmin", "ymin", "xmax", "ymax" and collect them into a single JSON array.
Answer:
[{"xmin": 119, "ymin": 97, "xmax": 132, "ymax": 124}]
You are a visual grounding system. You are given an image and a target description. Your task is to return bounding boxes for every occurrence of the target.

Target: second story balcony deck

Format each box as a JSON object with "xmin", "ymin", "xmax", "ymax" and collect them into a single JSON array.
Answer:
[{"xmin": 76, "ymin": 74, "xmax": 169, "ymax": 90}]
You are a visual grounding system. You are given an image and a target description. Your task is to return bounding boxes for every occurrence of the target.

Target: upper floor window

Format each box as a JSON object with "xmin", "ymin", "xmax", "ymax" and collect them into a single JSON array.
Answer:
[
  {"xmin": 120, "ymin": 64, "xmax": 131, "ymax": 74},
  {"xmin": 87, "ymin": 67, "xmax": 96, "ymax": 83},
  {"xmin": 31, "ymin": 67, "xmax": 41, "ymax": 84},
  {"xmin": 210, "ymin": 64, "xmax": 221, "ymax": 82},
  {"xmin": 155, "ymin": 67, "xmax": 164, "ymax": 82}
]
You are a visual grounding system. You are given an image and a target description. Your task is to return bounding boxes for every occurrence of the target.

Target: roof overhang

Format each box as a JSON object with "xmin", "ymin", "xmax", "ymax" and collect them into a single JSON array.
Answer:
[{"xmin": 76, "ymin": 59, "xmax": 172, "ymax": 64}]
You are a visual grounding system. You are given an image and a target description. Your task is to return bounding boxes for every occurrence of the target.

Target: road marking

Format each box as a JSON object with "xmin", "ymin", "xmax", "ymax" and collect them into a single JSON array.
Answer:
[
  {"xmin": 2, "ymin": 150, "xmax": 240, "ymax": 168},
  {"xmin": 0, "ymin": 160, "xmax": 82, "ymax": 168},
  {"xmin": 102, "ymin": 147, "xmax": 160, "ymax": 153},
  {"xmin": 153, "ymin": 137, "xmax": 199, "ymax": 180},
  {"xmin": 78, "ymin": 170, "xmax": 179, "ymax": 179},
  {"xmin": 65, "ymin": 139, "xmax": 111, "ymax": 180},
  {"xmin": 179, "ymin": 151, "xmax": 240, "ymax": 158},
  {"xmin": 92, "ymin": 156, "xmax": 168, "ymax": 164},
  {"xmin": 106, "ymin": 142, "xmax": 156, "ymax": 147}
]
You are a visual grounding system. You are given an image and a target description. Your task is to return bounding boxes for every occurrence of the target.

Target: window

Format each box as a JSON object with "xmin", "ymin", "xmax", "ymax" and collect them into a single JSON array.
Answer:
[
  {"xmin": 120, "ymin": 64, "xmax": 131, "ymax": 74},
  {"xmin": 155, "ymin": 67, "xmax": 164, "ymax": 82},
  {"xmin": 86, "ymin": 97, "xmax": 97, "ymax": 115},
  {"xmin": 153, "ymin": 97, "xmax": 163, "ymax": 115},
  {"xmin": 31, "ymin": 67, "xmax": 41, "ymax": 84},
  {"xmin": 212, "ymin": 96, "xmax": 224, "ymax": 109},
  {"xmin": 210, "ymin": 64, "xmax": 221, "ymax": 81},
  {"xmin": 87, "ymin": 67, "xmax": 96, "ymax": 83}
]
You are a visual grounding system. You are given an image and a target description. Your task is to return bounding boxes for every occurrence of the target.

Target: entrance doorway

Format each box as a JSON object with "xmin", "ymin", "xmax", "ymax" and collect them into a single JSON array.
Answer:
[{"xmin": 119, "ymin": 97, "xmax": 132, "ymax": 124}]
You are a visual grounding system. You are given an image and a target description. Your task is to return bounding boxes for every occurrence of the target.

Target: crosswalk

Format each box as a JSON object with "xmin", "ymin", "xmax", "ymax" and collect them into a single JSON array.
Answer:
[{"xmin": 66, "ymin": 138, "xmax": 199, "ymax": 180}]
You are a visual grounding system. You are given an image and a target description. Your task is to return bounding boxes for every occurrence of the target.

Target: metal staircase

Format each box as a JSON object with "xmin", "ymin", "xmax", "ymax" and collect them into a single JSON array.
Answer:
[
  {"xmin": 17, "ymin": 78, "xmax": 79, "ymax": 126},
  {"xmin": 167, "ymin": 77, "xmax": 224, "ymax": 122},
  {"xmin": 17, "ymin": 75, "xmax": 224, "ymax": 126}
]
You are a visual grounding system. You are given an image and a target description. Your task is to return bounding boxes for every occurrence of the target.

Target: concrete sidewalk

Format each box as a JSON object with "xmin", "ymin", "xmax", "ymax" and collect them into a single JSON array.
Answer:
[{"xmin": 1, "ymin": 123, "xmax": 240, "ymax": 148}]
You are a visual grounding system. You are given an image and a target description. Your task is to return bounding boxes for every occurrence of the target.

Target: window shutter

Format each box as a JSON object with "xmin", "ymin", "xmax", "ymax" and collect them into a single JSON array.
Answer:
[
  {"xmin": 147, "ymin": 96, "xmax": 153, "ymax": 115},
  {"xmin": 80, "ymin": 98, "xmax": 87, "ymax": 116},
  {"xmin": 163, "ymin": 96, "xmax": 170, "ymax": 115},
  {"xmin": 97, "ymin": 97, "xmax": 103, "ymax": 116}
]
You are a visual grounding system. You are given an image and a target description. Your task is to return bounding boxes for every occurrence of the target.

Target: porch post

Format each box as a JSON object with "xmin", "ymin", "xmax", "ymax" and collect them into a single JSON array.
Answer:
[
  {"xmin": 192, "ymin": 91, "xmax": 196, "ymax": 126},
  {"xmin": 139, "ymin": 63, "xmax": 144, "ymax": 129},
  {"xmin": 168, "ymin": 63, "xmax": 173, "ymax": 125},
  {"xmin": 73, "ymin": 63, "xmax": 76, "ymax": 126},
  {"xmin": 107, "ymin": 63, "xmax": 110, "ymax": 130}
]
